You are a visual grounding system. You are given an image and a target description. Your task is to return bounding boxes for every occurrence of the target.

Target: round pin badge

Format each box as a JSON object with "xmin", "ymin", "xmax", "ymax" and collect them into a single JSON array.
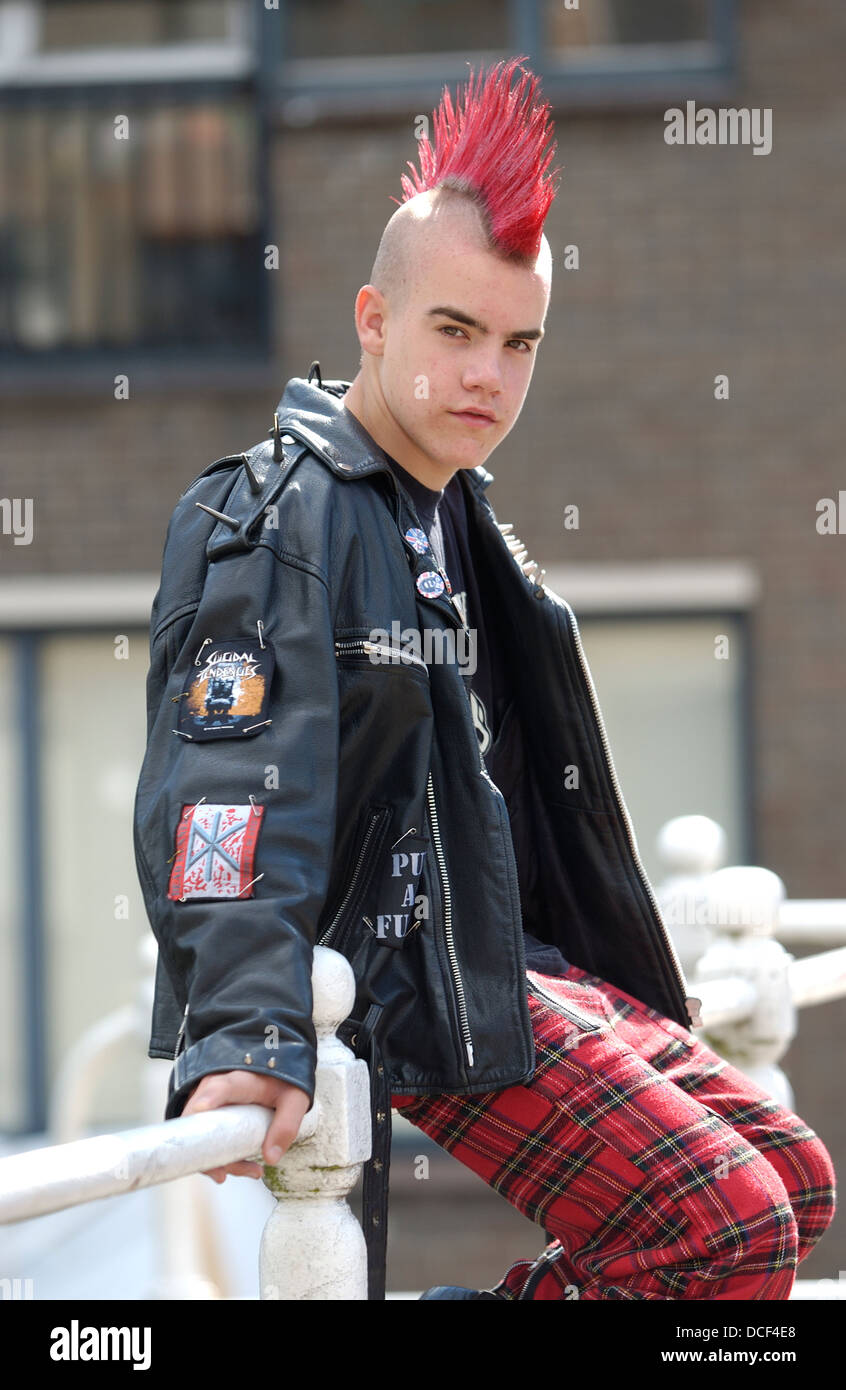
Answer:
[
  {"xmin": 404, "ymin": 526, "xmax": 430, "ymax": 554},
  {"xmin": 416, "ymin": 570, "xmax": 445, "ymax": 598}
]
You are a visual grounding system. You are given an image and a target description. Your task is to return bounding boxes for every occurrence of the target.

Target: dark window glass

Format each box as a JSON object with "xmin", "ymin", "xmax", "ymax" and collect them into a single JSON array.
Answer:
[
  {"xmin": 0, "ymin": 99, "xmax": 261, "ymax": 354},
  {"xmin": 545, "ymin": 0, "xmax": 711, "ymax": 51},
  {"xmin": 40, "ymin": 0, "xmax": 238, "ymax": 49},
  {"xmin": 283, "ymin": 0, "xmax": 509, "ymax": 60}
]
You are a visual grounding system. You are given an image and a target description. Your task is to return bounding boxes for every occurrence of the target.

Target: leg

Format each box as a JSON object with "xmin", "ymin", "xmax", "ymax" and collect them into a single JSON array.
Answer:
[
  {"xmin": 391, "ymin": 967, "xmax": 823, "ymax": 1299},
  {"xmin": 562, "ymin": 963, "xmax": 837, "ymax": 1265}
]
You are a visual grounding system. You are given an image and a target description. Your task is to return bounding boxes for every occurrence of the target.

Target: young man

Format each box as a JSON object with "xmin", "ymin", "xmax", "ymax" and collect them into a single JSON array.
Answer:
[{"xmin": 134, "ymin": 59, "xmax": 835, "ymax": 1300}]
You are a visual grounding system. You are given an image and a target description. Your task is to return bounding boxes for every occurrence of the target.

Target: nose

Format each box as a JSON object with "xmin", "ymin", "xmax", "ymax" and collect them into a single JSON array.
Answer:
[{"xmin": 460, "ymin": 345, "xmax": 504, "ymax": 397}]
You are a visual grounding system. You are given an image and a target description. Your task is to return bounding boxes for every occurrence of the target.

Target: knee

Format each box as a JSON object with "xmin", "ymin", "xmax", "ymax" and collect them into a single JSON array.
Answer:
[
  {"xmin": 691, "ymin": 1160, "xmax": 800, "ymax": 1295},
  {"xmin": 788, "ymin": 1133, "xmax": 838, "ymax": 1257}
]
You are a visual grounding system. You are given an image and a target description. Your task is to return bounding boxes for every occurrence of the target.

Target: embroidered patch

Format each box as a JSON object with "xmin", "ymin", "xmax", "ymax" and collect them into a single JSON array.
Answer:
[
  {"xmin": 168, "ymin": 803, "xmax": 265, "ymax": 900},
  {"xmin": 404, "ymin": 526, "xmax": 430, "ymax": 555},
  {"xmin": 365, "ymin": 834, "xmax": 429, "ymax": 948},
  {"xmin": 177, "ymin": 639, "xmax": 275, "ymax": 741},
  {"xmin": 416, "ymin": 570, "xmax": 445, "ymax": 599}
]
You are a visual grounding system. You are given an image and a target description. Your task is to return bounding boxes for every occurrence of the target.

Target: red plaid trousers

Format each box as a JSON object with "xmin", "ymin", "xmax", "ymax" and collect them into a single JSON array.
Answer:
[{"xmin": 391, "ymin": 963, "xmax": 837, "ymax": 1299}]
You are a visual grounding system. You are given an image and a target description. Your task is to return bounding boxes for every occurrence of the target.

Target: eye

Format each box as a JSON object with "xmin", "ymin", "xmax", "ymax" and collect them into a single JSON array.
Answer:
[
  {"xmin": 438, "ymin": 324, "xmax": 467, "ymax": 339},
  {"xmin": 507, "ymin": 339, "xmax": 533, "ymax": 353}
]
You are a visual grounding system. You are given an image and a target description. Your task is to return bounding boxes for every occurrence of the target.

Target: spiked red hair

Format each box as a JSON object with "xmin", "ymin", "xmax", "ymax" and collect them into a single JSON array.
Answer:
[{"xmin": 393, "ymin": 56, "xmax": 561, "ymax": 262}]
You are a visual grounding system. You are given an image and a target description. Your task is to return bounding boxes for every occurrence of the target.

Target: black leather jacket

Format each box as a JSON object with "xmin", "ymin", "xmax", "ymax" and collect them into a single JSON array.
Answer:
[{"xmin": 133, "ymin": 367, "xmax": 701, "ymax": 1123}]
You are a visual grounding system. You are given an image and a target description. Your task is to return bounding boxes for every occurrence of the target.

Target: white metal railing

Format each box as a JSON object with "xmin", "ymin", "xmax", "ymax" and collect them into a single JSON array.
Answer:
[
  {"xmin": 0, "ymin": 814, "xmax": 843, "ymax": 1299},
  {"xmin": 0, "ymin": 947, "xmax": 371, "ymax": 1301}
]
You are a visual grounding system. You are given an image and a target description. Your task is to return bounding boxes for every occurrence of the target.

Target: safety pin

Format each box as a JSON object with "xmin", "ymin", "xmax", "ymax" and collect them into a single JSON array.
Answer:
[
  {"xmin": 390, "ymin": 826, "xmax": 418, "ymax": 850},
  {"xmin": 171, "ymin": 691, "xmax": 189, "ymax": 702},
  {"xmin": 183, "ymin": 798, "xmax": 206, "ymax": 820},
  {"xmin": 194, "ymin": 637, "xmax": 212, "ymax": 666},
  {"xmin": 172, "ymin": 729, "xmax": 193, "ymax": 739},
  {"xmin": 248, "ymin": 794, "xmax": 262, "ymax": 816},
  {"xmin": 256, "ymin": 619, "xmax": 266, "ymax": 650},
  {"xmin": 243, "ymin": 719, "xmax": 272, "ymax": 733},
  {"xmin": 237, "ymin": 873, "xmax": 265, "ymax": 897}
]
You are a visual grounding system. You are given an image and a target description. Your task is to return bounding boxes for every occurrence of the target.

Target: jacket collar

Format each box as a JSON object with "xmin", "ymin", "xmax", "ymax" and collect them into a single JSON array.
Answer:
[{"xmin": 273, "ymin": 369, "xmax": 496, "ymax": 498}]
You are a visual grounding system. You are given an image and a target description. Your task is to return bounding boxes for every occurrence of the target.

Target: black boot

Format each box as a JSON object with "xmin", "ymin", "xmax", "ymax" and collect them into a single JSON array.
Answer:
[{"xmin": 418, "ymin": 1286, "xmax": 505, "ymax": 1300}]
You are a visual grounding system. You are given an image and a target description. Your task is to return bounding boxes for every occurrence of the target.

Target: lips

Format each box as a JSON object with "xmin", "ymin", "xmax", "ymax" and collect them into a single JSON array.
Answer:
[{"xmin": 451, "ymin": 408, "xmax": 497, "ymax": 423}]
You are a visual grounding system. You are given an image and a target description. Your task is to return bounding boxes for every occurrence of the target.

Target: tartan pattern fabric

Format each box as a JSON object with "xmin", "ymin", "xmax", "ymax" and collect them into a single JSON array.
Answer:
[{"xmin": 391, "ymin": 963, "xmax": 837, "ymax": 1299}]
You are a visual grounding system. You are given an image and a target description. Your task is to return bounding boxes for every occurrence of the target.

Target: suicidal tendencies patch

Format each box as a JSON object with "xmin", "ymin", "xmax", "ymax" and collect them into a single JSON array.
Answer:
[
  {"xmin": 177, "ymin": 639, "xmax": 275, "ymax": 741},
  {"xmin": 168, "ymin": 802, "xmax": 265, "ymax": 900}
]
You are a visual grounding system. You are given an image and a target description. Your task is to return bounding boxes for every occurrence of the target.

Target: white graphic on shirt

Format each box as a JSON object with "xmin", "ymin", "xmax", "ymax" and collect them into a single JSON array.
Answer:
[
  {"xmin": 470, "ymin": 688, "xmax": 492, "ymax": 755},
  {"xmin": 451, "ymin": 588, "xmax": 469, "ymax": 625}
]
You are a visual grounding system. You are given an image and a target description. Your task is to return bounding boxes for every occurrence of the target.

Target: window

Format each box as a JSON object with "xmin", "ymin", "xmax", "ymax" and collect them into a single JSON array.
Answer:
[
  {"xmin": 283, "ymin": 0, "xmax": 510, "ymax": 60},
  {"xmin": 576, "ymin": 613, "xmax": 749, "ymax": 886},
  {"xmin": 544, "ymin": 560, "xmax": 757, "ymax": 884},
  {"xmin": 545, "ymin": 0, "xmax": 712, "ymax": 52},
  {"xmin": 40, "ymin": 0, "xmax": 236, "ymax": 49},
  {"xmin": 273, "ymin": 0, "xmax": 737, "ymax": 124},
  {"xmin": 0, "ymin": 578, "xmax": 157, "ymax": 1134},
  {"xmin": 0, "ymin": 0, "xmax": 267, "ymax": 366}
]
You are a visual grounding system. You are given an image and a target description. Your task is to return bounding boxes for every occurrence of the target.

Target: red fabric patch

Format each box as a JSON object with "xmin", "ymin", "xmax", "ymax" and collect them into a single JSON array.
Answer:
[{"xmin": 167, "ymin": 802, "xmax": 264, "ymax": 900}]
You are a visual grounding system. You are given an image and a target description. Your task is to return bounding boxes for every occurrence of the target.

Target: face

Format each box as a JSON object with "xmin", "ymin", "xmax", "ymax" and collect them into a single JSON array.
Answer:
[{"xmin": 354, "ymin": 220, "xmax": 551, "ymax": 483}]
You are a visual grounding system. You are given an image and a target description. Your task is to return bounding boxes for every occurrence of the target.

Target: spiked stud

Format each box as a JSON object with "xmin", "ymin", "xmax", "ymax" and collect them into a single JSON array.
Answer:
[
  {"xmin": 271, "ymin": 410, "xmax": 285, "ymax": 462},
  {"xmin": 241, "ymin": 452, "xmax": 262, "ymax": 495},
  {"xmin": 195, "ymin": 502, "xmax": 240, "ymax": 531},
  {"xmin": 498, "ymin": 522, "xmax": 515, "ymax": 534}
]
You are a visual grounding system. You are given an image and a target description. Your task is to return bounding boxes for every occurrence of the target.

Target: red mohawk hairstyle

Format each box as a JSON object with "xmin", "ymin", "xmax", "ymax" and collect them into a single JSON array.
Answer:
[{"xmin": 394, "ymin": 56, "xmax": 561, "ymax": 263}]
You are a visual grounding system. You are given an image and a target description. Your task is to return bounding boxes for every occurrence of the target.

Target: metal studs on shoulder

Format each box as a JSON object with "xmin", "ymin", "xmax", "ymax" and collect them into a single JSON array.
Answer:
[
  {"xmin": 242, "ymin": 452, "xmax": 262, "ymax": 495},
  {"xmin": 195, "ymin": 501, "xmax": 240, "ymax": 530}
]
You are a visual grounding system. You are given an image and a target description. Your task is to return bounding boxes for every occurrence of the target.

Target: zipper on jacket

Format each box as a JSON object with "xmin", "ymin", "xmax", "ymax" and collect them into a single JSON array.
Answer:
[
  {"xmin": 173, "ymin": 1003, "xmax": 189, "ymax": 1062},
  {"xmin": 334, "ymin": 637, "xmax": 429, "ymax": 676},
  {"xmin": 562, "ymin": 600, "xmax": 691, "ymax": 1016},
  {"xmin": 527, "ymin": 977, "xmax": 603, "ymax": 1033},
  {"xmin": 317, "ymin": 809, "xmax": 387, "ymax": 949},
  {"xmin": 426, "ymin": 768, "xmax": 475, "ymax": 1070}
]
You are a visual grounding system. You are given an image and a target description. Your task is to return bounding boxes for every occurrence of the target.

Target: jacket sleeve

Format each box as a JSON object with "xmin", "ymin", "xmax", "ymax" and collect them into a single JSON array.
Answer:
[{"xmin": 133, "ymin": 503, "xmax": 340, "ymax": 1121}]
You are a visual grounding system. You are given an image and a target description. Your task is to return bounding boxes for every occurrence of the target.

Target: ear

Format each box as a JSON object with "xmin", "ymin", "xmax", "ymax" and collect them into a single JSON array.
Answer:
[{"xmin": 353, "ymin": 283, "xmax": 388, "ymax": 358}]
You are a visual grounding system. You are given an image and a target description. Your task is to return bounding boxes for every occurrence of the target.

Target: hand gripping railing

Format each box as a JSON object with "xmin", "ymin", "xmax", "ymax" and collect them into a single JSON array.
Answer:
[{"xmin": 0, "ymin": 947, "xmax": 372, "ymax": 1301}]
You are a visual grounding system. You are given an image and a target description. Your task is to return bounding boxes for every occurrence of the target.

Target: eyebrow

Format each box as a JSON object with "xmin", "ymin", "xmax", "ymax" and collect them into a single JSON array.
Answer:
[{"xmin": 426, "ymin": 305, "xmax": 545, "ymax": 342}]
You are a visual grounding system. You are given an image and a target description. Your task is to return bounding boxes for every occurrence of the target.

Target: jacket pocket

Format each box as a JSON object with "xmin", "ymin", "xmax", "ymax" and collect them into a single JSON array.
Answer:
[
  {"xmin": 316, "ymin": 805, "xmax": 392, "ymax": 951},
  {"xmin": 334, "ymin": 636, "xmax": 430, "ymax": 681}
]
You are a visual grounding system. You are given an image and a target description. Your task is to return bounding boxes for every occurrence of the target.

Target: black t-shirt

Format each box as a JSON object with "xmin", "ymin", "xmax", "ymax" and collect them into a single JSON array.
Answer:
[{"xmin": 382, "ymin": 453, "xmax": 570, "ymax": 979}]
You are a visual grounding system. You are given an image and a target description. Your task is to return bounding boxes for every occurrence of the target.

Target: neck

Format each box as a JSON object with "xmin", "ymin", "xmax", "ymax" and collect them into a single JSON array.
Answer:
[{"xmin": 343, "ymin": 370, "xmax": 457, "ymax": 492}]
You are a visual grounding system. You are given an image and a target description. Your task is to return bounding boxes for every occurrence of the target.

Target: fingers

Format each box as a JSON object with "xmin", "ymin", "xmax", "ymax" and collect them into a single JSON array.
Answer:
[
  {"xmin": 262, "ymin": 1086, "xmax": 312, "ymax": 1166},
  {"xmin": 201, "ymin": 1160, "xmax": 264, "ymax": 1183},
  {"xmin": 182, "ymin": 1070, "xmax": 289, "ymax": 1115},
  {"xmin": 178, "ymin": 1069, "xmax": 312, "ymax": 1173}
]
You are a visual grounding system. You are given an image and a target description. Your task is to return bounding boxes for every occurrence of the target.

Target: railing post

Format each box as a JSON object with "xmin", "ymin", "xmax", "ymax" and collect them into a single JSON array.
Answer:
[
  {"xmin": 655, "ymin": 814, "xmax": 729, "ymax": 975},
  {"xmin": 258, "ymin": 946, "xmax": 371, "ymax": 1300}
]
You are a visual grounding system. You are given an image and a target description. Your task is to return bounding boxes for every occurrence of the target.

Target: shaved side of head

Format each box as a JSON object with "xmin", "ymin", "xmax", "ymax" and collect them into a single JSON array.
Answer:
[{"xmin": 369, "ymin": 185, "xmax": 552, "ymax": 320}]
